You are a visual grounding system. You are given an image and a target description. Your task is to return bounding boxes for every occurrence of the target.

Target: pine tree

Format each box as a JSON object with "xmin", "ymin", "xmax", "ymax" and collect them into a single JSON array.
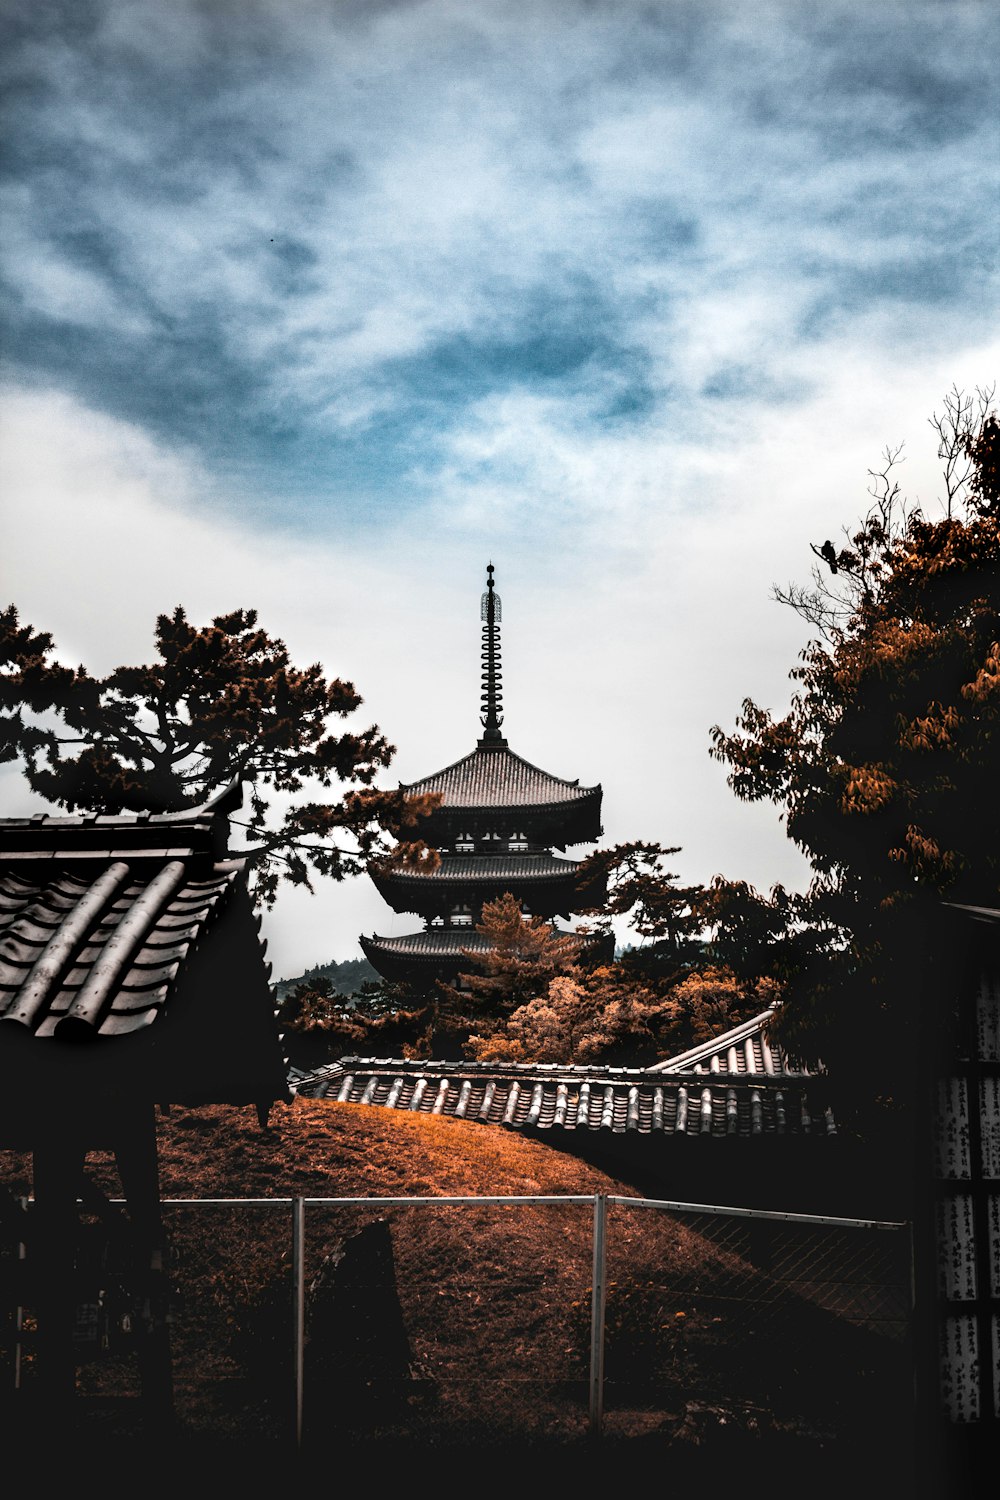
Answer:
[{"xmin": 1, "ymin": 604, "xmax": 439, "ymax": 905}]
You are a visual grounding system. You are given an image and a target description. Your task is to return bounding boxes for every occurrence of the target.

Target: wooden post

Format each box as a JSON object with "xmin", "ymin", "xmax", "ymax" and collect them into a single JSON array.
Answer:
[
  {"xmin": 114, "ymin": 1103, "xmax": 174, "ymax": 1436},
  {"xmin": 30, "ymin": 1128, "xmax": 84, "ymax": 1417}
]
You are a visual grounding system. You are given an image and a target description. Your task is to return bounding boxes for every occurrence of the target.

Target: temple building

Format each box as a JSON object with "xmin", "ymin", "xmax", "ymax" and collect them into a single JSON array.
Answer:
[{"xmin": 360, "ymin": 564, "xmax": 605, "ymax": 989}]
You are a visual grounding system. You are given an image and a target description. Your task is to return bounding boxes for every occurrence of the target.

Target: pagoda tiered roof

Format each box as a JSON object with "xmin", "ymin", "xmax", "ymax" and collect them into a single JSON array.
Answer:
[
  {"xmin": 359, "ymin": 928, "xmax": 494, "ymax": 984},
  {"xmin": 359, "ymin": 923, "xmax": 593, "ymax": 982},
  {"xmin": 402, "ymin": 742, "xmax": 602, "ymax": 842},
  {"xmin": 362, "ymin": 929, "xmax": 495, "ymax": 964},
  {"xmin": 371, "ymin": 851, "xmax": 590, "ymax": 916},
  {"xmin": 362, "ymin": 565, "xmax": 604, "ymax": 984},
  {"xmin": 380, "ymin": 853, "xmax": 583, "ymax": 883}
]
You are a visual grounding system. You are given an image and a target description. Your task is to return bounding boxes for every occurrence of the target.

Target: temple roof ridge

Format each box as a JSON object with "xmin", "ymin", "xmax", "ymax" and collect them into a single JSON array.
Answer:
[{"xmin": 649, "ymin": 1007, "xmax": 820, "ymax": 1078}]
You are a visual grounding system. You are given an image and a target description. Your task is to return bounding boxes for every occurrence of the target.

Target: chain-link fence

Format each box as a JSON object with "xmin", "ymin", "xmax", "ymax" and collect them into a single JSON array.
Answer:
[
  {"xmin": 3, "ymin": 1193, "xmax": 913, "ymax": 1454},
  {"xmin": 600, "ymin": 1198, "xmax": 913, "ymax": 1449}
]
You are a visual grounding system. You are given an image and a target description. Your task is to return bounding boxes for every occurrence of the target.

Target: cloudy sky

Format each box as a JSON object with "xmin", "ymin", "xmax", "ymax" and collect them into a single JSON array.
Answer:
[{"xmin": 2, "ymin": 0, "xmax": 998, "ymax": 979}]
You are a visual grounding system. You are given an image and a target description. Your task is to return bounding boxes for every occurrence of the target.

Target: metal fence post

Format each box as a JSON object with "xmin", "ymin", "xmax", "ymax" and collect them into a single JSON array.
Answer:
[
  {"xmin": 589, "ymin": 1193, "xmax": 607, "ymax": 1436},
  {"xmin": 13, "ymin": 1196, "xmax": 27, "ymax": 1390},
  {"xmin": 292, "ymin": 1196, "xmax": 305, "ymax": 1448}
]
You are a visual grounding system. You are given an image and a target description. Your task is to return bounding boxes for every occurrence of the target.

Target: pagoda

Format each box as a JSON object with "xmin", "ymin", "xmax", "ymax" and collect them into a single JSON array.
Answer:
[{"xmin": 360, "ymin": 564, "xmax": 605, "ymax": 988}]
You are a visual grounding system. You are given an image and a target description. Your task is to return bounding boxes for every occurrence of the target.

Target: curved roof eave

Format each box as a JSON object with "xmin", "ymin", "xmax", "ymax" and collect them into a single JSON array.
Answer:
[
  {"xmin": 401, "ymin": 743, "xmax": 602, "ymax": 811},
  {"xmin": 372, "ymin": 854, "xmax": 585, "ymax": 887}
]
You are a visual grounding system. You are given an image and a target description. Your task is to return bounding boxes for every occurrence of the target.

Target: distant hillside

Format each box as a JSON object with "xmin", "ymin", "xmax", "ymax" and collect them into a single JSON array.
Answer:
[{"xmin": 273, "ymin": 955, "xmax": 379, "ymax": 1000}]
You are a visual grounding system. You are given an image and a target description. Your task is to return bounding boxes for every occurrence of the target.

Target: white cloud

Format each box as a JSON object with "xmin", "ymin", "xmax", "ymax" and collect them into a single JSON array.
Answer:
[
  {"xmin": 8, "ymin": 0, "xmax": 994, "ymax": 473},
  {"xmin": 3, "ymin": 0, "xmax": 997, "ymax": 979},
  {"xmin": 5, "ymin": 324, "xmax": 996, "ymax": 979}
]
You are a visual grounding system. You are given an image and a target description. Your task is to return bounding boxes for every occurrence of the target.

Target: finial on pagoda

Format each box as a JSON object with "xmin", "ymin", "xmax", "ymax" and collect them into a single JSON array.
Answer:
[{"xmin": 479, "ymin": 561, "xmax": 506, "ymax": 746}]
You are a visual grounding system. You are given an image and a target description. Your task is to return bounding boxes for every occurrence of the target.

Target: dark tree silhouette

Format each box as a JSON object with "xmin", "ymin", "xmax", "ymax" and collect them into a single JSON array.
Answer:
[
  {"xmin": 1, "ymin": 604, "xmax": 439, "ymax": 905},
  {"xmin": 710, "ymin": 386, "xmax": 1000, "ymax": 1114}
]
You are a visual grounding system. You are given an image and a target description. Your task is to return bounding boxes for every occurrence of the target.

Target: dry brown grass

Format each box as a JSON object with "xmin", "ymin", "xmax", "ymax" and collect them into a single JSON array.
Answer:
[{"xmin": 1, "ymin": 1098, "xmax": 913, "ymax": 1483}]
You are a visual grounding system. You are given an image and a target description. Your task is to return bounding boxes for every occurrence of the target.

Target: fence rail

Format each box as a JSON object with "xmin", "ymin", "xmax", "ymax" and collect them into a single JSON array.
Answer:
[{"xmin": 2, "ymin": 1193, "xmax": 913, "ymax": 1451}]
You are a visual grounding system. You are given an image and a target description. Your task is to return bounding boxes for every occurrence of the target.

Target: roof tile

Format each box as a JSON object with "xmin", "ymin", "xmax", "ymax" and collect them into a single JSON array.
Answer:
[
  {"xmin": 378, "ymin": 853, "xmax": 583, "ymax": 883},
  {"xmin": 0, "ymin": 785, "xmax": 289, "ymax": 1116},
  {"xmin": 651, "ymin": 1009, "xmax": 817, "ymax": 1079},
  {"xmin": 403, "ymin": 743, "xmax": 600, "ymax": 811},
  {"xmin": 290, "ymin": 1056, "xmax": 835, "ymax": 1139}
]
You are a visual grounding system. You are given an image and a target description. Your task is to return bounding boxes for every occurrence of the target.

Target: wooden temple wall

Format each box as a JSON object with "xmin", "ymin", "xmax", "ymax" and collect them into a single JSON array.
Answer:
[{"xmin": 932, "ymin": 960, "xmax": 1000, "ymax": 1426}]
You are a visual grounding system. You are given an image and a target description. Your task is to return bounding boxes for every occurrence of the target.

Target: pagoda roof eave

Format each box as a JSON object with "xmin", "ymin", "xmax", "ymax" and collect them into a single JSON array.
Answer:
[
  {"xmin": 360, "ymin": 926, "xmax": 587, "ymax": 962},
  {"xmin": 370, "ymin": 854, "xmax": 598, "ymax": 919},
  {"xmin": 372, "ymin": 854, "xmax": 585, "ymax": 887},
  {"xmin": 361, "ymin": 930, "xmax": 499, "ymax": 961},
  {"xmin": 420, "ymin": 796, "xmax": 602, "ymax": 823},
  {"xmin": 401, "ymin": 742, "xmax": 602, "ymax": 814}
]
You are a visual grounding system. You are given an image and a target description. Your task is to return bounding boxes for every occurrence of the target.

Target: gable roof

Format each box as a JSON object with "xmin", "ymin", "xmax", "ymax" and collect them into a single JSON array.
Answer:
[
  {"xmin": 650, "ymin": 1009, "xmax": 819, "ymax": 1077},
  {"xmin": 0, "ymin": 784, "xmax": 289, "ymax": 1133}
]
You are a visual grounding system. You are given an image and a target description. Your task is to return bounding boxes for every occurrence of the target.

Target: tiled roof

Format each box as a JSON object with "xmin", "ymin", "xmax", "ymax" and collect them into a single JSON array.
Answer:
[
  {"xmin": 0, "ymin": 798, "xmax": 233, "ymax": 860},
  {"xmin": 289, "ymin": 1056, "xmax": 836, "ymax": 1139},
  {"xmin": 0, "ymin": 784, "xmax": 289, "ymax": 1116},
  {"xmin": 403, "ymin": 744, "xmax": 601, "ymax": 812},
  {"xmin": 360, "ymin": 925, "xmax": 586, "ymax": 962},
  {"xmin": 651, "ymin": 1009, "xmax": 817, "ymax": 1078},
  {"xmin": 361, "ymin": 929, "xmax": 494, "ymax": 961},
  {"xmin": 0, "ymin": 862, "xmax": 238, "ymax": 1039},
  {"xmin": 375, "ymin": 854, "xmax": 583, "ymax": 885}
]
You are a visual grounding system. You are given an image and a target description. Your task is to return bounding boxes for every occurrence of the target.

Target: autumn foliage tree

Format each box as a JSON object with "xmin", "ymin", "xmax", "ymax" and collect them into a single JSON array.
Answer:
[
  {"xmin": 432, "ymin": 892, "xmax": 583, "ymax": 1047},
  {"xmin": 467, "ymin": 962, "xmax": 775, "ymax": 1067},
  {"xmin": 0, "ymin": 604, "xmax": 438, "ymax": 905},
  {"xmin": 709, "ymin": 384, "xmax": 1000, "ymax": 1113},
  {"xmin": 467, "ymin": 967, "xmax": 667, "ymax": 1065},
  {"xmin": 458, "ymin": 873, "xmax": 772, "ymax": 1067},
  {"xmin": 693, "ymin": 877, "xmax": 797, "ymax": 983}
]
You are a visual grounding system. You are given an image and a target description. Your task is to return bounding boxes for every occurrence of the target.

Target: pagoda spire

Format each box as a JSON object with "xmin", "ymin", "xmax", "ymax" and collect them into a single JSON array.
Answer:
[{"xmin": 479, "ymin": 561, "xmax": 506, "ymax": 745}]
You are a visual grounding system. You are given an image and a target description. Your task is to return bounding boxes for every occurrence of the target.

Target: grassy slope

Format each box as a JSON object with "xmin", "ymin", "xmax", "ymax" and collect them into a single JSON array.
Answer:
[{"xmin": 1, "ymin": 1098, "xmax": 913, "ymax": 1485}]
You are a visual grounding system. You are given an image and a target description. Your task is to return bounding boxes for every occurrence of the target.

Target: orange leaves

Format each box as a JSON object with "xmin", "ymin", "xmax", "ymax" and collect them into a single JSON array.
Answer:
[
  {"xmin": 839, "ymin": 763, "xmax": 897, "ymax": 815},
  {"xmin": 383, "ymin": 840, "xmax": 442, "ymax": 876},
  {"xmin": 895, "ymin": 703, "xmax": 960, "ymax": 754},
  {"xmin": 706, "ymin": 390, "xmax": 999, "ymax": 1113},
  {"xmin": 832, "ymin": 618, "xmax": 938, "ymax": 689},
  {"xmin": 664, "ymin": 967, "xmax": 776, "ymax": 1050},
  {"xmin": 886, "ymin": 825, "xmax": 962, "ymax": 884},
  {"xmin": 960, "ymin": 642, "xmax": 1000, "ymax": 704},
  {"xmin": 465, "ymin": 959, "xmax": 772, "ymax": 1068}
]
